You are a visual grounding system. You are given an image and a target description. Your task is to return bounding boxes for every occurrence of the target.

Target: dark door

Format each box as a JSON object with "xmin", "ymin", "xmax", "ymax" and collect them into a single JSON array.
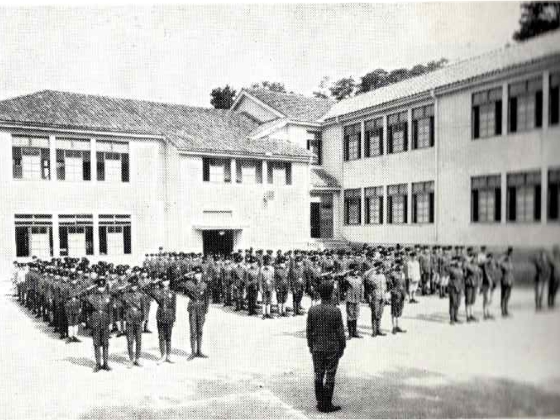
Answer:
[
  {"xmin": 202, "ymin": 230, "xmax": 234, "ymax": 256},
  {"xmin": 310, "ymin": 203, "xmax": 321, "ymax": 238}
]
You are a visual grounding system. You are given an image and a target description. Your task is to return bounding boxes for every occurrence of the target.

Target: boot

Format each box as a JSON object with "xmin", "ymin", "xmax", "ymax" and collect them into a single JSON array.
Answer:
[
  {"xmin": 188, "ymin": 339, "xmax": 197, "ymax": 361},
  {"xmin": 102, "ymin": 346, "xmax": 111, "ymax": 371},
  {"xmin": 371, "ymin": 319, "xmax": 377, "ymax": 337},
  {"xmin": 352, "ymin": 321, "xmax": 362, "ymax": 338},
  {"xmin": 93, "ymin": 346, "xmax": 101, "ymax": 372},
  {"xmin": 322, "ymin": 383, "xmax": 341, "ymax": 413},
  {"xmin": 314, "ymin": 380, "xmax": 324, "ymax": 411},
  {"xmin": 166, "ymin": 340, "xmax": 174, "ymax": 363},
  {"xmin": 197, "ymin": 336, "xmax": 208, "ymax": 358}
]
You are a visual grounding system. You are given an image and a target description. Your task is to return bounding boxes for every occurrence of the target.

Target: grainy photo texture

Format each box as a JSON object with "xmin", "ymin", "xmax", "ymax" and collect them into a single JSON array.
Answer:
[{"xmin": 0, "ymin": 3, "xmax": 559, "ymax": 419}]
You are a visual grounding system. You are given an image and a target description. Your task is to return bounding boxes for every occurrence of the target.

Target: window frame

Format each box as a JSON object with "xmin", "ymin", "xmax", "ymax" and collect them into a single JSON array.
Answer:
[
  {"xmin": 364, "ymin": 186, "xmax": 384, "ymax": 224},
  {"xmin": 550, "ymin": 72, "xmax": 560, "ymax": 126},
  {"xmin": 364, "ymin": 118, "xmax": 384, "ymax": 158},
  {"xmin": 472, "ymin": 87, "xmax": 503, "ymax": 140},
  {"xmin": 548, "ymin": 168, "xmax": 560, "ymax": 222},
  {"xmin": 98, "ymin": 214, "xmax": 132, "ymax": 255},
  {"xmin": 506, "ymin": 171, "xmax": 541, "ymax": 223},
  {"xmin": 343, "ymin": 123, "xmax": 361, "ymax": 162},
  {"xmin": 471, "ymin": 174, "xmax": 502, "ymax": 223},
  {"xmin": 306, "ymin": 131, "xmax": 322, "ymax": 165},
  {"xmin": 387, "ymin": 183, "xmax": 408, "ymax": 224},
  {"xmin": 412, "ymin": 105, "xmax": 435, "ymax": 149},
  {"xmin": 508, "ymin": 77, "xmax": 543, "ymax": 134},
  {"xmin": 411, "ymin": 181, "xmax": 435, "ymax": 224},
  {"xmin": 387, "ymin": 111, "xmax": 408, "ymax": 154},
  {"xmin": 344, "ymin": 189, "xmax": 362, "ymax": 225},
  {"xmin": 12, "ymin": 136, "xmax": 51, "ymax": 181}
]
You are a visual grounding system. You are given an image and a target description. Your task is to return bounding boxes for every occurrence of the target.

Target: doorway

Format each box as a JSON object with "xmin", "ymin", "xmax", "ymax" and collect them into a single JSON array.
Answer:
[
  {"xmin": 310, "ymin": 203, "xmax": 321, "ymax": 238},
  {"xmin": 202, "ymin": 230, "xmax": 234, "ymax": 256}
]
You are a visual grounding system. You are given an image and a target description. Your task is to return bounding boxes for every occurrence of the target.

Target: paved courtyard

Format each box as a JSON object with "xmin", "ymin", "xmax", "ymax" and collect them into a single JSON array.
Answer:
[{"xmin": 1, "ymin": 283, "xmax": 559, "ymax": 419}]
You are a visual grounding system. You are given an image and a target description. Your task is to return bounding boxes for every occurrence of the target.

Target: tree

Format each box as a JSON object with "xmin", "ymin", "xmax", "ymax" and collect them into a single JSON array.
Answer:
[
  {"xmin": 329, "ymin": 77, "xmax": 356, "ymax": 101},
  {"xmin": 250, "ymin": 81, "xmax": 287, "ymax": 93},
  {"xmin": 313, "ymin": 76, "xmax": 331, "ymax": 99},
  {"xmin": 210, "ymin": 85, "xmax": 237, "ymax": 109},
  {"xmin": 356, "ymin": 69, "xmax": 389, "ymax": 94},
  {"xmin": 513, "ymin": 2, "xmax": 560, "ymax": 41}
]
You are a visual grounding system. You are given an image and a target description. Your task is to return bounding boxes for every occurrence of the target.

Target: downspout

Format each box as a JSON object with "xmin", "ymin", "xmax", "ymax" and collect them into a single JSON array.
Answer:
[{"xmin": 431, "ymin": 89, "xmax": 439, "ymax": 244}]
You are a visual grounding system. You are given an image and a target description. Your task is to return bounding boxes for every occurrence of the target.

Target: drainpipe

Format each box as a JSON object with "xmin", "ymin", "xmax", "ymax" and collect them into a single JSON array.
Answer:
[{"xmin": 431, "ymin": 89, "xmax": 439, "ymax": 244}]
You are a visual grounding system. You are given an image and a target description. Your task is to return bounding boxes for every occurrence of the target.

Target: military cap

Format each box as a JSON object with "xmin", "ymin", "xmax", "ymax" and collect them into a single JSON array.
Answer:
[
  {"xmin": 128, "ymin": 275, "xmax": 139, "ymax": 284},
  {"xmin": 193, "ymin": 266, "xmax": 203, "ymax": 274}
]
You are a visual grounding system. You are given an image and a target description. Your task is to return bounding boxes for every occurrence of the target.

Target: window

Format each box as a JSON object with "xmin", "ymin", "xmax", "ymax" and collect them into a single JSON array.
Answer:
[
  {"xmin": 507, "ymin": 171, "xmax": 541, "ymax": 223},
  {"xmin": 412, "ymin": 181, "xmax": 434, "ymax": 224},
  {"xmin": 56, "ymin": 138, "xmax": 91, "ymax": 181},
  {"xmin": 387, "ymin": 184, "xmax": 408, "ymax": 224},
  {"xmin": 58, "ymin": 214, "xmax": 94, "ymax": 256},
  {"xmin": 364, "ymin": 118, "xmax": 384, "ymax": 157},
  {"xmin": 96, "ymin": 141, "xmax": 129, "ymax": 182},
  {"xmin": 98, "ymin": 215, "xmax": 131, "ymax": 255},
  {"xmin": 551, "ymin": 72, "xmax": 560, "ymax": 126},
  {"xmin": 343, "ymin": 124, "xmax": 361, "ymax": 161},
  {"xmin": 236, "ymin": 159, "xmax": 263, "ymax": 184},
  {"xmin": 267, "ymin": 161, "xmax": 292, "ymax": 186},
  {"xmin": 472, "ymin": 87, "xmax": 502, "ymax": 139},
  {"xmin": 344, "ymin": 189, "xmax": 361, "ymax": 225},
  {"xmin": 12, "ymin": 136, "xmax": 50, "ymax": 180},
  {"xmin": 365, "ymin": 186, "xmax": 383, "ymax": 224},
  {"xmin": 471, "ymin": 175, "xmax": 501, "ymax": 223},
  {"xmin": 14, "ymin": 214, "xmax": 53, "ymax": 258},
  {"xmin": 307, "ymin": 131, "xmax": 322, "ymax": 165},
  {"xmin": 387, "ymin": 111, "xmax": 408, "ymax": 154},
  {"xmin": 509, "ymin": 77, "xmax": 543, "ymax": 133},
  {"xmin": 412, "ymin": 105, "xmax": 435, "ymax": 149},
  {"xmin": 202, "ymin": 157, "xmax": 231, "ymax": 183},
  {"xmin": 548, "ymin": 168, "xmax": 560, "ymax": 221}
]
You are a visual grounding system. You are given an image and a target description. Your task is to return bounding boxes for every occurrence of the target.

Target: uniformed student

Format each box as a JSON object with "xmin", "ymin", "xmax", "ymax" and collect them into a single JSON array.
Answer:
[
  {"xmin": 344, "ymin": 262, "xmax": 363, "ymax": 339},
  {"xmin": 259, "ymin": 255, "xmax": 275, "ymax": 319},
  {"xmin": 365, "ymin": 260, "xmax": 387, "ymax": 337},
  {"xmin": 65, "ymin": 272, "xmax": 82, "ymax": 343},
  {"xmin": 185, "ymin": 266, "xmax": 210, "ymax": 360},
  {"xmin": 463, "ymin": 252, "xmax": 480, "ymax": 322},
  {"xmin": 500, "ymin": 247, "xmax": 515, "ymax": 317},
  {"xmin": 481, "ymin": 252, "xmax": 497, "ymax": 320},
  {"xmin": 291, "ymin": 256, "xmax": 306, "ymax": 316},
  {"xmin": 146, "ymin": 275, "xmax": 176, "ymax": 364},
  {"xmin": 121, "ymin": 275, "xmax": 146, "ymax": 368},
  {"xmin": 275, "ymin": 257, "xmax": 290, "ymax": 317},
  {"xmin": 406, "ymin": 252, "xmax": 421, "ymax": 303},
  {"xmin": 83, "ymin": 275, "xmax": 112, "ymax": 372},
  {"xmin": 448, "ymin": 256, "xmax": 464, "ymax": 325},
  {"xmin": 232, "ymin": 255, "xmax": 246, "ymax": 312},
  {"xmin": 550, "ymin": 245, "xmax": 560, "ymax": 308},
  {"xmin": 534, "ymin": 248, "xmax": 552, "ymax": 311},
  {"xmin": 245, "ymin": 257, "xmax": 260, "ymax": 316},
  {"xmin": 222, "ymin": 255, "xmax": 234, "ymax": 307},
  {"xmin": 389, "ymin": 260, "xmax": 407, "ymax": 334}
]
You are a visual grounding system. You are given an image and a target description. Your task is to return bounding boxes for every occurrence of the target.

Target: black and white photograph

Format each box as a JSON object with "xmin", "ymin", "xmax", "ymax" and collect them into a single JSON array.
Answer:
[{"xmin": 0, "ymin": 2, "xmax": 559, "ymax": 418}]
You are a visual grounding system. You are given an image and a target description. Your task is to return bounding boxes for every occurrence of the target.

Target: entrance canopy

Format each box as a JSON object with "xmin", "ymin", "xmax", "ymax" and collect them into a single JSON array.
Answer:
[
  {"xmin": 192, "ymin": 210, "xmax": 248, "ymax": 231},
  {"xmin": 192, "ymin": 224, "xmax": 246, "ymax": 231}
]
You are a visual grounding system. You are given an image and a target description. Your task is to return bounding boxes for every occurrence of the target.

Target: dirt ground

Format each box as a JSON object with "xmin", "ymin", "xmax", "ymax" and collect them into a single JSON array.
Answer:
[{"xmin": 0, "ymin": 282, "xmax": 559, "ymax": 419}]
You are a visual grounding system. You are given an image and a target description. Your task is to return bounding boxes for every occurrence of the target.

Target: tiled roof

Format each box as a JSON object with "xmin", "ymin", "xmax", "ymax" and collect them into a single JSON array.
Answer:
[
  {"xmin": 324, "ymin": 30, "xmax": 560, "ymax": 120},
  {"xmin": 245, "ymin": 89, "xmax": 335, "ymax": 122},
  {"xmin": 0, "ymin": 90, "xmax": 312, "ymax": 158},
  {"xmin": 311, "ymin": 167, "xmax": 340, "ymax": 189},
  {"xmin": 248, "ymin": 118, "xmax": 288, "ymax": 139}
]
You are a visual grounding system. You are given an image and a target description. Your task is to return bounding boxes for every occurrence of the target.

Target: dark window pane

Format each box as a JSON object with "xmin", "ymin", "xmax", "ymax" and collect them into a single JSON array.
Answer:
[
  {"xmin": 59, "ymin": 227, "xmax": 68, "ymax": 257},
  {"xmin": 202, "ymin": 158, "xmax": 209, "ymax": 182},
  {"xmin": 429, "ymin": 192, "xmax": 435, "ymax": 223},
  {"xmin": 85, "ymin": 226, "xmax": 94, "ymax": 255},
  {"xmin": 495, "ymin": 188, "xmax": 502, "ymax": 222},
  {"xmin": 41, "ymin": 148, "xmax": 50, "ymax": 180},
  {"xmin": 534, "ymin": 184, "xmax": 541, "ymax": 221},
  {"xmin": 495, "ymin": 101, "xmax": 502, "ymax": 135},
  {"xmin": 286, "ymin": 162, "xmax": 292, "ymax": 185},
  {"xmin": 472, "ymin": 190, "xmax": 479, "ymax": 222},
  {"xmin": 97, "ymin": 152, "xmax": 105, "ymax": 181},
  {"xmin": 551, "ymin": 86, "xmax": 559, "ymax": 125},
  {"xmin": 15, "ymin": 227, "xmax": 29, "ymax": 257},
  {"xmin": 507, "ymin": 187, "xmax": 516, "ymax": 221},
  {"xmin": 509, "ymin": 97, "xmax": 517, "ymax": 133},
  {"xmin": 536, "ymin": 91, "xmax": 543, "ymax": 128},
  {"xmin": 121, "ymin": 153, "xmax": 129, "ymax": 182},
  {"xmin": 99, "ymin": 227, "xmax": 107, "ymax": 255},
  {"xmin": 123, "ymin": 225, "xmax": 131, "ymax": 254}
]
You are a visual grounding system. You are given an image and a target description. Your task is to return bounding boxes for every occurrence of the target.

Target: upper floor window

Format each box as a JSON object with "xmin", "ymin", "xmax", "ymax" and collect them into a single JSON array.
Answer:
[
  {"xmin": 343, "ymin": 123, "xmax": 361, "ymax": 161},
  {"xmin": 412, "ymin": 105, "xmax": 435, "ymax": 149},
  {"xmin": 548, "ymin": 168, "xmax": 560, "ymax": 222},
  {"xmin": 509, "ymin": 77, "xmax": 543, "ymax": 133},
  {"xmin": 472, "ymin": 87, "xmax": 502, "ymax": 139},
  {"xmin": 364, "ymin": 118, "xmax": 384, "ymax": 157},
  {"xmin": 344, "ymin": 189, "xmax": 361, "ymax": 225},
  {"xmin": 550, "ymin": 72, "xmax": 560, "ymax": 126},
  {"xmin": 412, "ymin": 181, "xmax": 434, "ymax": 224},
  {"xmin": 507, "ymin": 170, "xmax": 541, "ymax": 223},
  {"xmin": 471, "ymin": 174, "xmax": 501, "ymax": 223},
  {"xmin": 307, "ymin": 131, "xmax": 322, "ymax": 165},
  {"xmin": 56, "ymin": 138, "xmax": 91, "ymax": 181},
  {"xmin": 236, "ymin": 159, "xmax": 262, "ymax": 184},
  {"xmin": 96, "ymin": 140, "xmax": 129, "ymax": 183},
  {"xmin": 267, "ymin": 161, "xmax": 292, "ymax": 186},
  {"xmin": 98, "ymin": 214, "xmax": 131, "ymax": 255},
  {"xmin": 387, "ymin": 183, "xmax": 408, "ymax": 224},
  {"xmin": 12, "ymin": 136, "xmax": 50, "ymax": 180},
  {"xmin": 14, "ymin": 214, "xmax": 53, "ymax": 258},
  {"xmin": 387, "ymin": 111, "xmax": 408, "ymax": 154},
  {"xmin": 203, "ymin": 157, "xmax": 231, "ymax": 183},
  {"xmin": 365, "ymin": 186, "xmax": 383, "ymax": 224}
]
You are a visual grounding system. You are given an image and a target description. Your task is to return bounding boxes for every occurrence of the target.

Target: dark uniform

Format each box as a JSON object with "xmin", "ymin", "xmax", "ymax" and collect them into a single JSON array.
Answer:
[
  {"xmin": 185, "ymin": 269, "xmax": 210, "ymax": 359},
  {"xmin": 291, "ymin": 259, "xmax": 306, "ymax": 316},
  {"xmin": 246, "ymin": 262, "xmax": 260, "ymax": 316},
  {"xmin": 121, "ymin": 279, "xmax": 146, "ymax": 366},
  {"xmin": 147, "ymin": 280, "xmax": 177, "ymax": 363},
  {"xmin": 448, "ymin": 260, "xmax": 464, "ymax": 324},
  {"xmin": 85, "ymin": 280, "xmax": 113, "ymax": 372}
]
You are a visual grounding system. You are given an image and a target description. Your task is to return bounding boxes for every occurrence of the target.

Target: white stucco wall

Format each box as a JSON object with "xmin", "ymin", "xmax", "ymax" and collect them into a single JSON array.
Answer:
[{"xmin": 234, "ymin": 96, "xmax": 279, "ymax": 123}]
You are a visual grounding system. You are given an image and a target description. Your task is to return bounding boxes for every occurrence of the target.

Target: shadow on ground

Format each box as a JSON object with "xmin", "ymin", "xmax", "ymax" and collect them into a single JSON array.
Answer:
[{"xmin": 77, "ymin": 367, "xmax": 560, "ymax": 418}]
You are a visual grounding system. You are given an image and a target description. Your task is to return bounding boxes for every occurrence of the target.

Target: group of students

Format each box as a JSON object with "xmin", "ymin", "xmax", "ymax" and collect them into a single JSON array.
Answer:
[{"xmin": 13, "ymin": 257, "xmax": 210, "ymax": 372}]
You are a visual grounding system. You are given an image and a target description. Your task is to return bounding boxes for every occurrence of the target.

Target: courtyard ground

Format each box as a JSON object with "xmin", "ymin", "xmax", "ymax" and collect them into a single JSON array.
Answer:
[{"xmin": 0, "ymin": 283, "xmax": 559, "ymax": 419}]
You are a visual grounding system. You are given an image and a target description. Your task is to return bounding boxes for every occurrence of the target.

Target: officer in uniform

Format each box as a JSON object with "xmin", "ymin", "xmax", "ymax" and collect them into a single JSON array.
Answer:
[
  {"xmin": 140, "ymin": 270, "xmax": 153, "ymax": 333},
  {"xmin": 121, "ymin": 275, "xmax": 146, "ymax": 368},
  {"xmin": 146, "ymin": 275, "xmax": 176, "ymax": 364},
  {"xmin": 275, "ymin": 257, "xmax": 290, "ymax": 317},
  {"xmin": 500, "ymin": 247, "xmax": 515, "ymax": 317},
  {"xmin": 232, "ymin": 254, "xmax": 246, "ymax": 312},
  {"xmin": 448, "ymin": 256, "xmax": 464, "ymax": 324},
  {"xmin": 534, "ymin": 248, "xmax": 552, "ymax": 311},
  {"xmin": 185, "ymin": 266, "xmax": 210, "ymax": 360},
  {"xmin": 344, "ymin": 262, "xmax": 363, "ymax": 339},
  {"xmin": 463, "ymin": 250, "xmax": 480, "ymax": 322},
  {"xmin": 291, "ymin": 255, "xmax": 306, "ymax": 316},
  {"xmin": 65, "ymin": 272, "xmax": 82, "ymax": 343},
  {"xmin": 389, "ymin": 259, "xmax": 407, "ymax": 334},
  {"xmin": 306, "ymin": 256, "xmax": 323, "ymax": 307},
  {"xmin": 365, "ymin": 260, "xmax": 387, "ymax": 337},
  {"xmin": 245, "ymin": 257, "xmax": 260, "ymax": 316},
  {"xmin": 222, "ymin": 255, "xmax": 234, "ymax": 307},
  {"xmin": 259, "ymin": 255, "xmax": 275, "ymax": 319}
]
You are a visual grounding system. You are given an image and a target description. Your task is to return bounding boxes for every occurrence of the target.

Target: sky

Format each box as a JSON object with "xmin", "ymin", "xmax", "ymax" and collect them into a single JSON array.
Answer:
[{"xmin": 0, "ymin": 3, "xmax": 523, "ymax": 107}]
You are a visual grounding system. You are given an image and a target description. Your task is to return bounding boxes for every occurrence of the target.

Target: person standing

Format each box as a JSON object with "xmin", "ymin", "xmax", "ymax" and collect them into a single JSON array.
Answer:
[
  {"xmin": 83, "ymin": 275, "xmax": 112, "ymax": 372},
  {"xmin": 185, "ymin": 267, "xmax": 210, "ymax": 360},
  {"xmin": 245, "ymin": 258, "xmax": 260, "ymax": 316},
  {"xmin": 146, "ymin": 275, "xmax": 177, "ymax": 364},
  {"xmin": 65, "ymin": 273, "xmax": 82, "ymax": 343},
  {"xmin": 344, "ymin": 263, "xmax": 363, "ymax": 339},
  {"xmin": 365, "ymin": 260, "xmax": 387, "ymax": 337},
  {"xmin": 121, "ymin": 275, "xmax": 146, "ymax": 368},
  {"xmin": 406, "ymin": 252, "xmax": 421, "ymax": 303},
  {"xmin": 222, "ymin": 255, "xmax": 234, "ymax": 307},
  {"xmin": 550, "ymin": 245, "xmax": 560, "ymax": 308},
  {"xmin": 291, "ymin": 256, "xmax": 306, "ymax": 316},
  {"xmin": 481, "ymin": 253, "xmax": 497, "ymax": 320},
  {"xmin": 306, "ymin": 282, "xmax": 345, "ymax": 413},
  {"xmin": 448, "ymin": 256, "xmax": 464, "ymax": 325},
  {"xmin": 500, "ymin": 247, "xmax": 515, "ymax": 318},
  {"xmin": 463, "ymin": 253, "xmax": 480, "ymax": 323},
  {"xmin": 259, "ymin": 255, "xmax": 275, "ymax": 319},
  {"xmin": 534, "ymin": 248, "xmax": 552, "ymax": 311},
  {"xmin": 275, "ymin": 257, "xmax": 290, "ymax": 317},
  {"xmin": 232, "ymin": 255, "xmax": 246, "ymax": 312}
]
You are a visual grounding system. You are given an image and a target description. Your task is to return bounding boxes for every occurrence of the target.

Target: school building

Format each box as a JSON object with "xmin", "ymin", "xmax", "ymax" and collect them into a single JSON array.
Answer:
[{"xmin": 0, "ymin": 30, "xmax": 559, "ymax": 273}]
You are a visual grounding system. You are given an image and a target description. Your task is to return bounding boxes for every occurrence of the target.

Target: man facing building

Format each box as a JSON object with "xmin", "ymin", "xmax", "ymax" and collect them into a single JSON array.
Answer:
[{"xmin": 306, "ymin": 281, "xmax": 345, "ymax": 413}]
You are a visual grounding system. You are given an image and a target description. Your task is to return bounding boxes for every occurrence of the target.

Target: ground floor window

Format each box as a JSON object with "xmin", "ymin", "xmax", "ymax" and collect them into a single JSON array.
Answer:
[
  {"xmin": 507, "ymin": 171, "xmax": 541, "ymax": 223},
  {"xmin": 14, "ymin": 214, "xmax": 53, "ymax": 258},
  {"xmin": 365, "ymin": 186, "xmax": 383, "ymax": 224},
  {"xmin": 548, "ymin": 168, "xmax": 560, "ymax": 221},
  {"xmin": 412, "ymin": 181, "xmax": 434, "ymax": 224},
  {"xmin": 98, "ymin": 214, "xmax": 131, "ymax": 255},
  {"xmin": 471, "ymin": 174, "xmax": 501, "ymax": 223},
  {"xmin": 387, "ymin": 184, "xmax": 408, "ymax": 224},
  {"xmin": 58, "ymin": 214, "xmax": 94, "ymax": 256},
  {"xmin": 344, "ymin": 189, "xmax": 361, "ymax": 225}
]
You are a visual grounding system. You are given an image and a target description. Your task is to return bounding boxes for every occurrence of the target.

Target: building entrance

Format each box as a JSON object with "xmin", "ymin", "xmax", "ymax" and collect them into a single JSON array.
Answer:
[{"xmin": 202, "ymin": 230, "xmax": 234, "ymax": 256}]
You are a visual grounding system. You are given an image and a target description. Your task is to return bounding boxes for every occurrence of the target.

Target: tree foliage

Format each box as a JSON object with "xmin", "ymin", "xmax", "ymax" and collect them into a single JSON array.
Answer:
[
  {"xmin": 329, "ymin": 77, "xmax": 356, "ymax": 101},
  {"xmin": 249, "ymin": 81, "xmax": 287, "ymax": 93},
  {"xmin": 513, "ymin": 2, "xmax": 560, "ymax": 41},
  {"xmin": 210, "ymin": 85, "xmax": 237, "ymax": 109}
]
